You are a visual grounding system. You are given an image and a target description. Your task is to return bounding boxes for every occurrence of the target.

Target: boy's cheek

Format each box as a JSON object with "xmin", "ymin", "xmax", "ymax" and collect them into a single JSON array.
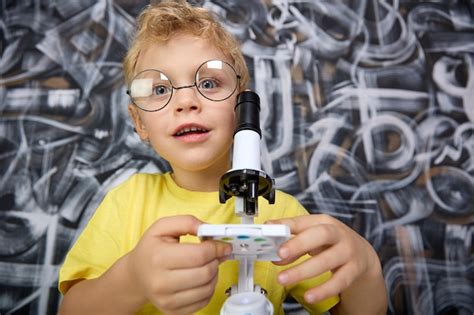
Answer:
[{"xmin": 128, "ymin": 108, "xmax": 148, "ymax": 140}]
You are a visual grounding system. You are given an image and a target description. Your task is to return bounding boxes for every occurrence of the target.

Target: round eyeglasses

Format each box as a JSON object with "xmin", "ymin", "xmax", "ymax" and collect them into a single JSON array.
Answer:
[{"xmin": 127, "ymin": 59, "xmax": 241, "ymax": 112}]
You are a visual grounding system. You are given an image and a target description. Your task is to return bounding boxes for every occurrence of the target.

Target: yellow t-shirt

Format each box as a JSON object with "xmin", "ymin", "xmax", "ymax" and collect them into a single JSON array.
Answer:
[{"xmin": 59, "ymin": 172, "xmax": 339, "ymax": 314}]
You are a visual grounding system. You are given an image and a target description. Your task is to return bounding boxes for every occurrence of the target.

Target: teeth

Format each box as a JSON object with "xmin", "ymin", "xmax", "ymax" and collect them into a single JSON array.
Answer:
[{"xmin": 176, "ymin": 127, "xmax": 208, "ymax": 136}]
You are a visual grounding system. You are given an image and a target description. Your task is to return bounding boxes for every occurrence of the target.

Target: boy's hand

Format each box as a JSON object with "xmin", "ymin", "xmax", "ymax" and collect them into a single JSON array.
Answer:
[
  {"xmin": 125, "ymin": 215, "xmax": 231, "ymax": 315},
  {"xmin": 268, "ymin": 214, "xmax": 385, "ymax": 307}
]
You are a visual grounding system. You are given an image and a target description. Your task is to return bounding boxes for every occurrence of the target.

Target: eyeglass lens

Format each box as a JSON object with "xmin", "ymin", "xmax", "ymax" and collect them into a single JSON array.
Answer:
[{"xmin": 129, "ymin": 60, "xmax": 238, "ymax": 112}]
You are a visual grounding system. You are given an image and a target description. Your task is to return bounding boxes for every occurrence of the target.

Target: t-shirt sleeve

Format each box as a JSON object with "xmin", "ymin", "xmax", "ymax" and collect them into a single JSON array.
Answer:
[
  {"xmin": 58, "ymin": 190, "xmax": 124, "ymax": 295},
  {"xmin": 279, "ymin": 192, "xmax": 341, "ymax": 313}
]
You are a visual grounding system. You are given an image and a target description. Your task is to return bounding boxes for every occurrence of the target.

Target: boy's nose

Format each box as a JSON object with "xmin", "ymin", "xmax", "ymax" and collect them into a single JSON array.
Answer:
[{"xmin": 172, "ymin": 86, "xmax": 201, "ymax": 113}]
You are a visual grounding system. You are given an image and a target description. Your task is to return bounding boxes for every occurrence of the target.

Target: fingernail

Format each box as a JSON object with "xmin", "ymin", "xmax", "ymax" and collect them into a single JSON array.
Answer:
[
  {"xmin": 279, "ymin": 247, "xmax": 289, "ymax": 259},
  {"xmin": 278, "ymin": 273, "xmax": 289, "ymax": 284},
  {"xmin": 305, "ymin": 293, "xmax": 316, "ymax": 303},
  {"xmin": 224, "ymin": 246, "xmax": 233, "ymax": 256}
]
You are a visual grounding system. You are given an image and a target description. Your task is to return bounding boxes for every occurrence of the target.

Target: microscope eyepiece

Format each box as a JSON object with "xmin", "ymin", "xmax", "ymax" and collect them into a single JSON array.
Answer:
[{"xmin": 235, "ymin": 91, "xmax": 261, "ymax": 137}]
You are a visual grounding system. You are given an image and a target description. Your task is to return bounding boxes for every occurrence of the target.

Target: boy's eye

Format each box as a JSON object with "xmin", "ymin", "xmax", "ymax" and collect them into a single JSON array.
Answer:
[
  {"xmin": 153, "ymin": 85, "xmax": 171, "ymax": 96},
  {"xmin": 198, "ymin": 79, "xmax": 218, "ymax": 90}
]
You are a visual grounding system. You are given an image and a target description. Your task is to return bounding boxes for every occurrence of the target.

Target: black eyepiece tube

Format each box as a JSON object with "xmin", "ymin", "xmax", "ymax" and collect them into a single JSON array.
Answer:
[{"xmin": 234, "ymin": 91, "xmax": 261, "ymax": 137}]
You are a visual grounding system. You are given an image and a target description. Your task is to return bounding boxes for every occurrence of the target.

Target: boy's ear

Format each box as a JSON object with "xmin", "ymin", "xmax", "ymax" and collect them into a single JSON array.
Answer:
[{"xmin": 128, "ymin": 104, "xmax": 149, "ymax": 141}]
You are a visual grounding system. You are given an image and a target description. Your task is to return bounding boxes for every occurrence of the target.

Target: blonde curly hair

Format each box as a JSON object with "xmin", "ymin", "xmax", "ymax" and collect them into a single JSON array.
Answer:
[{"xmin": 123, "ymin": 0, "xmax": 249, "ymax": 91}]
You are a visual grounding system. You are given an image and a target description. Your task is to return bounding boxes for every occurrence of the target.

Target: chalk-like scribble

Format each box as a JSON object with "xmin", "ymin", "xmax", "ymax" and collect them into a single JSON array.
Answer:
[{"xmin": 0, "ymin": 1, "xmax": 473, "ymax": 314}]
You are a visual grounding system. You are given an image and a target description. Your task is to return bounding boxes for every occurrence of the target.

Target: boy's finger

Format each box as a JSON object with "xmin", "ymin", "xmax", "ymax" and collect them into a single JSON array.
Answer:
[
  {"xmin": 204, "ymin": 239, "xmax": 233, "ymax": 258},
  {"xmin": 266, "ymin": 216, "xmax": 312, "ymax": 235},
  {"xmin": 276, "ymin": 224, "xmax": 340, "ymax": 263},
  {"xmin": 166, "ymin": 259, "xmax": 220, "ymax": 292},
  {"xmin": 163, "ymin": 240, "xmax": 231, "ymax": 269},
  {"xmin": 276, "ymin": 243, "xmax": 347, "ymax": 286},
  {"xmin": 267, "ymin": 214, "xmax": 335, "ymax": 235},
  {"xmin": 164, "ymin": 275, "xmax": 218, "ymax": 313},
  {"xmin": 303, "ymin": 264, "xmax": 355, "ymax": 303},
  {"xmin": 149, "ymin": 215, "xmax": 203, "ymax": 238}
]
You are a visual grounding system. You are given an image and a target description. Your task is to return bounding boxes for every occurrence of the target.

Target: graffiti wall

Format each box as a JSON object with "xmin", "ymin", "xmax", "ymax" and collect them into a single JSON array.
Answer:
[{"xmin": 1, "ymin": 0, "xmax": 473, "ymax": 314}]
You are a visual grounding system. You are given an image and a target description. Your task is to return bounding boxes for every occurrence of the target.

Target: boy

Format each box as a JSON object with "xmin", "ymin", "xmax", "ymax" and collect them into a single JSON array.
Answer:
[{"xmin": 58, "ymin": 1, "xmax": 387, "ymax": 314}]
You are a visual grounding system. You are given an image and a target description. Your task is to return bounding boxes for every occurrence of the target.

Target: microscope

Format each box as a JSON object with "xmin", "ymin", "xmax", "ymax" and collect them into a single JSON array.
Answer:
[{"xmin": 198, "ymin": 91, "xmax": 290, "ymax": 315}]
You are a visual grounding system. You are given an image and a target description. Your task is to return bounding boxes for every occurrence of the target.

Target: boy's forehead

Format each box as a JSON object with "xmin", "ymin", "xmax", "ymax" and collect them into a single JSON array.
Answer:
[{"xmin": 135, "ymin": 34, "xmax": 231, "ymax": 75}]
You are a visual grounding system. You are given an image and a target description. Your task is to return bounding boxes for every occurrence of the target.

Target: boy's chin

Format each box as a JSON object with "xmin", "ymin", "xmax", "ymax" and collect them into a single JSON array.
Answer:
[{"xmin": 170, "ymin": 156, "xmax": 231, "ymax": 173}]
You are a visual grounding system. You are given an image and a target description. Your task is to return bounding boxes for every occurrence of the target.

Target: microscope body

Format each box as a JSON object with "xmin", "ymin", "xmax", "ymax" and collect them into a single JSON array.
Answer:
[
  {"xmin": 198, "ymin": 91, "xmax": 289, "ymax": 314},
  {"xmin": 217, "ymin": 91, "xmax": 283, "ymax": 315}
]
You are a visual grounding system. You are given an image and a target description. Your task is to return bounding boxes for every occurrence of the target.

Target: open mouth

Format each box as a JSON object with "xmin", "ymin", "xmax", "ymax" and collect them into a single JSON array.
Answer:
[{"xmin": 174, "ymin": 126, "xmax": 209, "ymax": 137}]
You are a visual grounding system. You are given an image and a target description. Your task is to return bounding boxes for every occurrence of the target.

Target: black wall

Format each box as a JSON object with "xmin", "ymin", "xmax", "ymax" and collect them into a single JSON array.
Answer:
[{"xmin": 1, "ymin": 1, "xmax": 473, "ymax": 314}]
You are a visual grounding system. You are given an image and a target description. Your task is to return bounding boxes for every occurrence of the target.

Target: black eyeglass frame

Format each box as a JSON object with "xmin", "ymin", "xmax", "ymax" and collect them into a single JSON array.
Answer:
[{"xmin": 126, "ymin": 59, "xmax": 241, "ymax": 112}]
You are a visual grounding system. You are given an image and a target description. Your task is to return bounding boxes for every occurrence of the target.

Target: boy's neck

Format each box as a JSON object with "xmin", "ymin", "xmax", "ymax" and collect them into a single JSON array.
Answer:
[{"xmin": 170, "ymin": 165, "xmax": 230, "ymax": 192}]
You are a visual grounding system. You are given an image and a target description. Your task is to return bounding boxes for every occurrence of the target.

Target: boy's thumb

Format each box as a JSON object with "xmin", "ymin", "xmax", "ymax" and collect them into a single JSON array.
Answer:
[{"xmin": 212, "ymin": 240, "xmax": 233, "ymax": 258}]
